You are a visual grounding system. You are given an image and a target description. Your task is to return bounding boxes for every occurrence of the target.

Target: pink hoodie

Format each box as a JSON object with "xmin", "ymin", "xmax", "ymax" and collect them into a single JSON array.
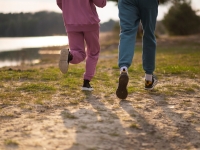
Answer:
[{"xmin": 56, "ymin": 0, "xmax": 107, "ymax": 32}]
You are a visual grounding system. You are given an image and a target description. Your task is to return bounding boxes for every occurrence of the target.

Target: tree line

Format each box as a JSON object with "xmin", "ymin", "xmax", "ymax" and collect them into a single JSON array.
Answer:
[
  {"xmin": 0, "ymin": 11, "xmax": 66, "ymax": 37},
  {"xmin": 0, "ymin": 11, "xmax": 116, "ymax": 37},
  {"xmin": 1, "ymin": 0, "xmax": 200, "ymax": 37}
]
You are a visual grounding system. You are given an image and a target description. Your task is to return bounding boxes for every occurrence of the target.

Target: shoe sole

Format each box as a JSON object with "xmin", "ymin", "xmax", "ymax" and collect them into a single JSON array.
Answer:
[
  {"xmin": 116, "ymin": 73, "xmax": 129, "ymax": 99},
  {"xmin": 59, "ymin": 49, "xmax": 69, "ymax": 74},
  {"xmin": 82, "ymin": 87, "xmax": 94, "ymax": 91},
  {"xmin": 145, "ymin": 79, "xmax": 158, "ymax": 90}
]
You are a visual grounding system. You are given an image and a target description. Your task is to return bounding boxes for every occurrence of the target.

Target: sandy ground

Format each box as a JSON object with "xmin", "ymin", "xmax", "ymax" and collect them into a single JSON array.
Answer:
[
  {"xmin": 1, "ymin": 82, "xmax": 200, "ymax": 150},
  {"xmin": 0, "ymin": 33, "xmax": 200, "ymax": 150}
]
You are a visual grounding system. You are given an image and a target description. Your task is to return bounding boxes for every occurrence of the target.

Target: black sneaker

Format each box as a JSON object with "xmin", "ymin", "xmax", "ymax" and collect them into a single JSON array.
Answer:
[
  {"xmin": 145, "ymin": 75, "xmax": 158, "ymax": 90},
  {"xmin": 59, "ymin": 49, "xmax": 73, "ymax": 74},
  {"xmin": 82, "ymin": 79, "xmax": 94, "ymax": 91},
  {"xmin": 116, "ymin": 68, "xmax": 129, "ymax": 99}
]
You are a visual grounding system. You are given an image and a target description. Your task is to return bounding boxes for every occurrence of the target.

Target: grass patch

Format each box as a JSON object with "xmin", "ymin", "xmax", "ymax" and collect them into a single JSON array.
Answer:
[
  {"xmin": 40, "ymin": 67, "xmax": 60, "ymax": 81},
  {"xmin": 17, "ymin": 83, "xmax": 56, "ymax": 92},
  {"xmin": 0, "ymin": 38, "xmax": 200, "ymax": 111},
  {"xmin": 130, "ymin": 123, "xmax": 140, "ymax": 129},
  {"xmin": 0, "ymin": 69, "xmax": 39, "ymax": 81},
  {"xmin": 0, "ymin": 92, "xmax": 22, "ymax": 101},
  {"xmin": 4, "ymin": 139, "xmax": 19, "ymax": 146},
  {"xmin": 109, "ymin": 132, "xmax": 119, "ymax": 137},
  {"xmin": 61, "ymin": 111, "xmax": 78, "ymax": 119}
]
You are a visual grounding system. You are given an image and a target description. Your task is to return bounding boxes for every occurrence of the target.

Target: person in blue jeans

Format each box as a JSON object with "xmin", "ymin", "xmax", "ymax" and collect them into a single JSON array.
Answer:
[{"xmin": 116, "ymin": 0, "xmax": 159, "ymax": 99}]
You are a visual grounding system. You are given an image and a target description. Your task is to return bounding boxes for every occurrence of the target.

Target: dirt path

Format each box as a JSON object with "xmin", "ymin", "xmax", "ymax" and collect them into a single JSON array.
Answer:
[
  {"xmin": 1, "ymin": 60, "xmax": 200, "ymax": 150},
  {"xmin": 1, "ymin": 34, "xmax": 200, "ymax": 150},
  {"xmin": 1, "ymin": 89, "xmax": 200, "ymax": 150}
]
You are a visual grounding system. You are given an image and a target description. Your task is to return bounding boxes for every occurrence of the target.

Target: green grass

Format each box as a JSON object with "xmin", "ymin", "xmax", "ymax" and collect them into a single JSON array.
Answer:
[
  {"xmin": 156, "ymin": 45, "xmax": 200, "ymax": 76},
  {"xmin": 17, "ymin": 83, "xmax": 56, "ymax": 92},
  {"xmin": 4, "ymin": 139, "xmax": 19, "ymax": 146},
  {"xmin": 61, "ymin": 111, "xmax": 78, "ymax": 119},
  {"xmin": 0, "ymin": 39, "xmax": 199, "ymax": 110},
  {"xmin": 130, "ymin": 123, "xmax": 140, "ymax": 129}
]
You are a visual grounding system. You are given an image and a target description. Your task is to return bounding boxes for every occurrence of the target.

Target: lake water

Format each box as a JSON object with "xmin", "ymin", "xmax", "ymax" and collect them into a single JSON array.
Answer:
[{"xmin": 0, "ymin": 36, "xmax": 68, "ymax": 68}]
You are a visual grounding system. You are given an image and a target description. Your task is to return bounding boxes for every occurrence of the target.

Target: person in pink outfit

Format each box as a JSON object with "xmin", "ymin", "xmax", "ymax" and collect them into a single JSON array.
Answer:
[{"xmin": 57, "ymin": 0, "xmax": 107, "ymax": 91}]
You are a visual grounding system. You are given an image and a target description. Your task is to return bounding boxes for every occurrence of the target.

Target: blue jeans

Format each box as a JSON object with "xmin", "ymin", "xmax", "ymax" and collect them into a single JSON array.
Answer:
[{"xmin": 118, "ymin": 0, "xmax": 158, "ymax": 74}]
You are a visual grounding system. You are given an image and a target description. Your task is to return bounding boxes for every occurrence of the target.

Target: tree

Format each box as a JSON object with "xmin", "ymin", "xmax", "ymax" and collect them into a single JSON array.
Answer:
[
  {"xmin": 0, "ymin": 11, "xmax": 66, "ymax": 37},
  {"xmin": 163, "ymin": 1, "xmax": 200, "ymax": 35}
]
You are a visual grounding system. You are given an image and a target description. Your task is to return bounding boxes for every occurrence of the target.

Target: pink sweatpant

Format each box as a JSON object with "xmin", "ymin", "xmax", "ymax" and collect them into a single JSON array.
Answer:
[{"xmin": 67, "ymin": 29, "xmax": 100, "ymax": 81}]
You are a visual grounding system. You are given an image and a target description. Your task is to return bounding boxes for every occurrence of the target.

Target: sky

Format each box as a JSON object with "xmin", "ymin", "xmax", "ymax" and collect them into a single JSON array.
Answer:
[{"xmin": 0, "ymin": 0, "xmax": 200, "ymax": 23}]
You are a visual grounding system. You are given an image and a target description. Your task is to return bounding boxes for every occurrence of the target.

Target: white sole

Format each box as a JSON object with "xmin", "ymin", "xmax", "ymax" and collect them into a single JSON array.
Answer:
[
  {"xmin": 82, "ymin": 87, "xmax": 94, "ymax": 91},
  {"xmin": 59, "ymin": 49, "xmax": 69, "ymax": 74}
]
